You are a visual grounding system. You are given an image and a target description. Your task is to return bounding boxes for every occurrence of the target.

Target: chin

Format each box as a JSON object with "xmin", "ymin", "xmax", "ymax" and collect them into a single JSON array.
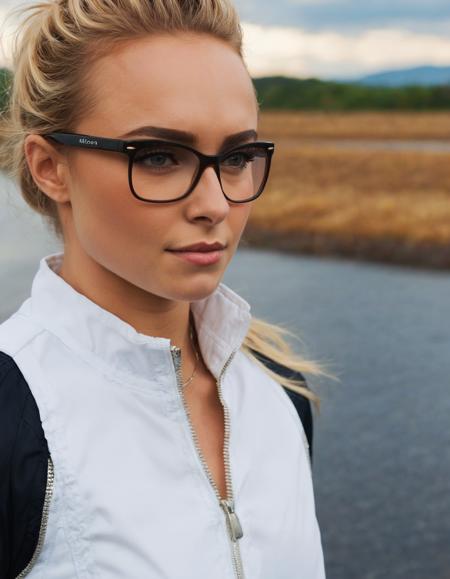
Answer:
[{"xmin": 169, "ymin": 273, "xmax": 223, "ymax": 303}]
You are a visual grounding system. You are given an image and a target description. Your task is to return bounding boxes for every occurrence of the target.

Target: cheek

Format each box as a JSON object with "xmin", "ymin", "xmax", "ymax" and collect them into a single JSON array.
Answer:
[
  {"xmin": 229, "ymin": 203, "xmax": 252, "ymax": 246},
  {"xmin": 69, "ymin": 156, "xmax": 170, "ymax": 266}
]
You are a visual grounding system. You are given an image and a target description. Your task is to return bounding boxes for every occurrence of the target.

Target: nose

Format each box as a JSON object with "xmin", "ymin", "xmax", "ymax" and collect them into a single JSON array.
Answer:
[{"xmin": 185, "ymin": 163, "xmax": 230, "ymax": 223}]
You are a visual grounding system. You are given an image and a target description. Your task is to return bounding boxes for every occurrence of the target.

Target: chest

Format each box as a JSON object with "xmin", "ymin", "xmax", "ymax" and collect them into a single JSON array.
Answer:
[{"xmin": 182, "ymin": 372, "xmax": 228, "ymax": 499}]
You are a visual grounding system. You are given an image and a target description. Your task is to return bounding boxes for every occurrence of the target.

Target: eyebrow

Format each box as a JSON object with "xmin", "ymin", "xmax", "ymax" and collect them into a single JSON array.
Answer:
[{"xmin": 118, "ymin": 126, "xmax": 258, "ymax": 150}]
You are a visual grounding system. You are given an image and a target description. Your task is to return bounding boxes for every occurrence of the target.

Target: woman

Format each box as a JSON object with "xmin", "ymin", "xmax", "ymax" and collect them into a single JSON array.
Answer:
[{"xmin": 0, "ymin": 1, "xmax": 329, "ymax": 577}]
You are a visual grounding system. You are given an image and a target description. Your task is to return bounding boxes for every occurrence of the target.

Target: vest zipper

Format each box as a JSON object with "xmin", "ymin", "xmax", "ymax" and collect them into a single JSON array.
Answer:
[
  {"xmin": 170, "ymin": 345, "xmax": 246, "ymax": 579},
  {"xmin": 15, "ymin": 455, "xmax": 55, "ymax": 578}
]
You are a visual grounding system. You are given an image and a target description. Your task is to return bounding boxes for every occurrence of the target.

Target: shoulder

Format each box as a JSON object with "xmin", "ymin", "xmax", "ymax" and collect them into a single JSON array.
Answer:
[
  {"xmin": 0, "ymin": 300, "xmax": 44, "ymax": 358},
  {"xmin": 0, "ymin": 351, "xmax": 50, "ymax": 578},
  {"xmin": 0, "ymin": 351, "xmax": 35, "ymax": 449},
  {"xmin": 246, "ymin": 348, "xmax": 314, "ymax": 461},
  {"xmin": 0, "ymin": 351, "xmax": 46, "ymax": 447}
]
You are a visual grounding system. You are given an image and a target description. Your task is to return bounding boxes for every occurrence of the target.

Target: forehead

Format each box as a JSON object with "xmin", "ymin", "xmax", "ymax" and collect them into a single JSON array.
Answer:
[{"xmin": 82, "ymin": 33, "xmax": 258, "ymax": 138}]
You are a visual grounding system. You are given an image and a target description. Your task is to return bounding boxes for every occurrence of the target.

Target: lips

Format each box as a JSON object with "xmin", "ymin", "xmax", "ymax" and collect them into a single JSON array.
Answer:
[
  {"xmin": 168, "ymin": 249, "xmax": 224, "ymax": 266},
  {"xmin": 167, "ymin": 241, "xmax": 225, "ymax": 253}
]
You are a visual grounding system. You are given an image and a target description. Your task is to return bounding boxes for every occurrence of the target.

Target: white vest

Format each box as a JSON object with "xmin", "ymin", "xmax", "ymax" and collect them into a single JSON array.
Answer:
[{"xmin": 0, "ymin": 252, "xmax": 325, "ymax": 579}]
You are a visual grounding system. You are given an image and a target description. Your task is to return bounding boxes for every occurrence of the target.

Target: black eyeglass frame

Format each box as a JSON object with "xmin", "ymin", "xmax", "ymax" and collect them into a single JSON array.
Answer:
[{"xmin": 43, "ymin": 131, "xmax": 275, "ymax": 203}]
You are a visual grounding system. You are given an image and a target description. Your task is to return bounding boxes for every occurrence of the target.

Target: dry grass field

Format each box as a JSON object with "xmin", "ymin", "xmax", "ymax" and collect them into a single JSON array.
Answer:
[
  {"xmin": 256, "ymin": 110, "xmax": 450, "ymax": 140},
  {"xmin": 244, "ymin": 111, "xmax": 450, "ymax": 269}
]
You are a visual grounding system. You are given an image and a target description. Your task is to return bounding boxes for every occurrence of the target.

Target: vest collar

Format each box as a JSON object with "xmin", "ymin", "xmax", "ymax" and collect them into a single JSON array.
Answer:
[{"xmin": 28, "ymin": 251, "xmax": 252, "ymax": 382}]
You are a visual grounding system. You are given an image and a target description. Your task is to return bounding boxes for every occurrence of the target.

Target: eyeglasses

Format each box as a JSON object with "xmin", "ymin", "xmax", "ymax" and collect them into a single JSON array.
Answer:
[{"xmin": 43, "ymin": 131, "xmax": 275, "ymax": 203}]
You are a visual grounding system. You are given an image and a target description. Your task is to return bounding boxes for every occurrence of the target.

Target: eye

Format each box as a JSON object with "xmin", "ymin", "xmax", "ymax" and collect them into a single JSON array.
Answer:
[
  {"xmin": 134, "ymin": 148, "xmax": 180, "ymax": 170},
  {"xmin": 222, "ymin": 150, "xmax": 256, "ymax": 169}
]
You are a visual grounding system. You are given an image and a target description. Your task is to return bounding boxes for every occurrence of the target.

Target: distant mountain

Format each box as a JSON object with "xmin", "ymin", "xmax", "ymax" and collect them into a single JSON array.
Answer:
[{"xmin": 357, "ymin": 65, "xmax": 450, "ymax": 87}]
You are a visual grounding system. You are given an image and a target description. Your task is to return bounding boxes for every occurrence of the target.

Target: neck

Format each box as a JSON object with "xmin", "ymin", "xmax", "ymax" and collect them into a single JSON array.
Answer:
[{"xmin": 57, "ymin": 247, "xmax": 194, "ymax": 359}]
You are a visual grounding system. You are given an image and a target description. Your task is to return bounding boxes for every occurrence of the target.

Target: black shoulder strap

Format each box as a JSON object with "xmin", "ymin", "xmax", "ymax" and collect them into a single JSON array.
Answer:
[
  {"xmin": 248, "ymin": 348, "xmax": 314, "ymax": 461},
  {"xmin": 0, "ymin": 351, "xmax": 50, "ymax": 579}
]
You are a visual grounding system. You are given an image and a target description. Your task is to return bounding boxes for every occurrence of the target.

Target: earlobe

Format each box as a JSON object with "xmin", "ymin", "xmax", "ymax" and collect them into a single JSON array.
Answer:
[{"xmin": 23, "ymin": 135, "xmax": 71, "ymax": 203}]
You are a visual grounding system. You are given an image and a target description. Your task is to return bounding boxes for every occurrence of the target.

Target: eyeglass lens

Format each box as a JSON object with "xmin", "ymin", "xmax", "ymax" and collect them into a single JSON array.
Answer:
[{"xmin": 131, "ymin": 143, "xmax": 269, "ymax": 202}]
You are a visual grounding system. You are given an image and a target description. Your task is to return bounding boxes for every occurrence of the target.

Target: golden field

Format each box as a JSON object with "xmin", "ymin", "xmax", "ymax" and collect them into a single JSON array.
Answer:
[{"xmin": 244, "ymin": 111, "xmax": 450, "ymax": 269}]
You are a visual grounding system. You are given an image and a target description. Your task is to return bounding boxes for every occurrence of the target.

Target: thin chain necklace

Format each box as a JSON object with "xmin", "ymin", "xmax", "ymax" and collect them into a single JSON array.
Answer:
[{"xmin": 181, "ymin": 317, "xmax": 200, "ymax": 388}]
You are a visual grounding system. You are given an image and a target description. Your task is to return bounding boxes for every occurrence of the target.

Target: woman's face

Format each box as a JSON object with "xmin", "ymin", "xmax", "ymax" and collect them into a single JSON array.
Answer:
[{"xmin": 57, "ymin": 33, "xmax": 259, "ymax": 303}]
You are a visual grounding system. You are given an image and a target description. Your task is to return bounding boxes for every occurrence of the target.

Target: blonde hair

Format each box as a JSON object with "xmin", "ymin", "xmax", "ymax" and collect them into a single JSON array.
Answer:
[{"xmin": 0, "ymin": 0, "xmax": 336, "ymax": 406}]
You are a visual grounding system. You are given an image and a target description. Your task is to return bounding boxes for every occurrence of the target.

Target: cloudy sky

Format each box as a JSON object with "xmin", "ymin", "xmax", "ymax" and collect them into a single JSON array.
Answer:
[{"xmin": 1, "ymin": 0, "xmax": 450, "ymax": 79}]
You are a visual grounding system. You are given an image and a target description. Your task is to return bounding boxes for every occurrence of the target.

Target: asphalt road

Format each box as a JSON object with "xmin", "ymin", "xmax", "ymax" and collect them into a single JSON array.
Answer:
[{"xmin": 224, "ymin": 248, "xmax": 450, "ymax": 579}]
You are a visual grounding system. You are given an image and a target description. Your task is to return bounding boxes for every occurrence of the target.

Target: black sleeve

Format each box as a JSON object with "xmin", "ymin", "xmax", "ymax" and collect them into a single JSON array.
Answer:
[
  {"xmin": 248, "ymin": 348, "xmax": 314, "ymax": 462},
  {"xmin": 0, "ymin": 351, "xmax": 50, "ymax": 579}
]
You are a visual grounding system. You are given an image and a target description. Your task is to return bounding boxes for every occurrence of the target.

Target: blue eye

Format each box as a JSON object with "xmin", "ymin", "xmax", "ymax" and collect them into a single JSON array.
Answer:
[
  {"xmin": 134, "ymin": 149, "xmax": 180, "ymax": 170},
  {"xmin": 146, "ymin": 153, "xmax": 172, "ymax": 167},
  {"xmin": 222, "ymin": 151, "xmax": 256, "ymax": 169}
]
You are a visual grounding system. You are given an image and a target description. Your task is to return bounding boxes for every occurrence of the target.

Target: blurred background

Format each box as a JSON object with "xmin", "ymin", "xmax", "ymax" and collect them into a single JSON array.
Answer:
[{"xmin": 1, "ymin": 1, "xmax": 450, "ymax": 577}]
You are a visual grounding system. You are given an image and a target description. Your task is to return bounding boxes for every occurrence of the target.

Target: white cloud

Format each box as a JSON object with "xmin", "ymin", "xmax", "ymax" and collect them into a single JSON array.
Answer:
[
  {"xmin": 2, "ymin": 7, "xmax": 450, "ymax": 78},
  {"xmin": 241, "ymin": 21, "xmax": 450, "ymax": 78}
]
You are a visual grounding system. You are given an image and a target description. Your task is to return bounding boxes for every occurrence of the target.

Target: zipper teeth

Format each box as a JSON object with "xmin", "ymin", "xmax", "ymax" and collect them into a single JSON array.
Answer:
[
  {"xmin": 215, "ymin": 352, "xmax": 246, "ymax": 579},
  {"xmin": 216, "ymin": 351, "xmax": 236, "ymax": 501},
  {"xmin": 231, "ymin": 540, "xmax": 246, "ymax": 579},
  {"xmin": 16, "ymin": 456, "xmax": 55, "ymax": 578},
  {"xmin": 171, "ymin": 346, "xmax": 246, "ymax": 579}
]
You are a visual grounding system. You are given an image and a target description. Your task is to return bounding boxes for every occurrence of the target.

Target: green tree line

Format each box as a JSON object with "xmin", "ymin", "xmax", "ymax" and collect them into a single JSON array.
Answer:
[
  {"xmin": 0, "ymin": 68, "xmax": 12, "ymax": 112},
  {"xmin": 1, "ymin": 68, "xmax": 449, "ymax": 111},
  {"xmin": 253, "ymin": 76, "xmax": 450, "ymax": 110}
]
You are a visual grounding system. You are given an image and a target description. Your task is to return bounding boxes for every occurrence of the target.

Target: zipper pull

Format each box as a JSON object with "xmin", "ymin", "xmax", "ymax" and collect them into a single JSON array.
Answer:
[{"xmin": 220, "ymin": 498, "xmax": 244, "ymax": 542}]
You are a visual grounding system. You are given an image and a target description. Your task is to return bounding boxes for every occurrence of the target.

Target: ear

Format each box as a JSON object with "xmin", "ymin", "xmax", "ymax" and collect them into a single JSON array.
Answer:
[{"xmin": 24, "ymin": 134, "xmax": 72, "ymax": 203}]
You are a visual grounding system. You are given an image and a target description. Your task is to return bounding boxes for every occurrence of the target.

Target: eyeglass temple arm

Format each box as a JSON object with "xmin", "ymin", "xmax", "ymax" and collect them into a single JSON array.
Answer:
[{"xmin": 45, "ymin": 132, "xmax": 127, "ymax": 153}]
